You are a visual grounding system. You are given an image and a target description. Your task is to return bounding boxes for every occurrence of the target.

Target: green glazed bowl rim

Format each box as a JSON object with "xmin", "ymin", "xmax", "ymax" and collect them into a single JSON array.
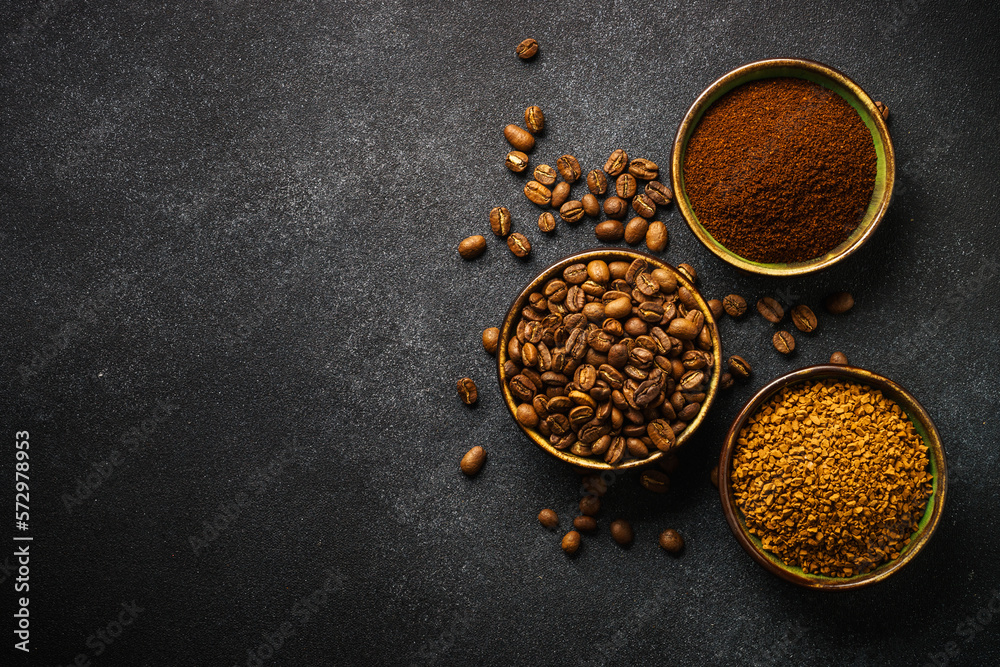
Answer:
[
  {"xmin": 718, "ymin": 364, "xmax": 947, "ymax": 590},
  {"xmin": 670, "ymin": 58, "xmax": 896, "ymax": 277}
]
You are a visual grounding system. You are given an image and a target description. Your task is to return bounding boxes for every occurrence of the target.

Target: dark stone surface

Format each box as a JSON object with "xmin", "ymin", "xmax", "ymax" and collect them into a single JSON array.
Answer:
[{"xmin": 2, "ymin": 2, "xmax": 999, "ymax": 666}]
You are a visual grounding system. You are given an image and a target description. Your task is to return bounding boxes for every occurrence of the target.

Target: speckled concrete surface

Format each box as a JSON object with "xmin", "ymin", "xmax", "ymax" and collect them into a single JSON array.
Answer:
[{"xmin": 2, "ymin": 2, "xmax": 999, "ymax": 665}]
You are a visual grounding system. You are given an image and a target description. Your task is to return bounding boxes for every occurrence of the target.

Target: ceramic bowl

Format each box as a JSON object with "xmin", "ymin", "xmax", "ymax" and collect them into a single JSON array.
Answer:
[
  {"xmin": 670, "ymin": 58, "xmax": 895, "ymax": 277},
  {"xmin": 497, "ymin": 249, "xmax": 722, "ymax": 471},
  {"xmin": 718, "ymin": 364, "xmax": 947, "ymax": 590}
]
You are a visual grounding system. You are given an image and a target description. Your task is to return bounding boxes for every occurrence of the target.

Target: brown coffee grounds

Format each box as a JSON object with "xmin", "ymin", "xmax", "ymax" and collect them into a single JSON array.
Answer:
[{"xmin": 683, "ymin": 78, "xmax": 877, "ymax": 263}]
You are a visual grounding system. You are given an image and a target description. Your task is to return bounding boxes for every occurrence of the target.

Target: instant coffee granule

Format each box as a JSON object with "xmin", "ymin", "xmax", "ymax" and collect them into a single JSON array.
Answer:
[{"xmin": 732, "ymin": 379, "xmax": 932, "ymax": 577}]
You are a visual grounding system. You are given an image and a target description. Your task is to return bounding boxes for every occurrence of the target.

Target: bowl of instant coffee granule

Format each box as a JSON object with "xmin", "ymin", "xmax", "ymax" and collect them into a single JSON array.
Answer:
[
  {"xmin": 718, "ymin": 365, "xmax": 946, "ymax": 590},
  {"xmin": 671, "ymin": 58, "xmax": 895, "ymax": 277},
  {"xmin": 497, "ymin": 249, "xmax": 722, "ymax": 471}
]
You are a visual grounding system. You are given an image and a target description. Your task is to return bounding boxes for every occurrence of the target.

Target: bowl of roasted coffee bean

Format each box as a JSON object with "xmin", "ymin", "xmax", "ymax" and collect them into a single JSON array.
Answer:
[
  {"xmin": 497, "ymin": 249, "xmax": 722, "ymax": 470},
  {"xmin": 671, "ymin": 58, "xmax": 895, "ymax": 277},
  {"xmin": 718, "ymin": 364, "xmax": 946, "ymax": 590}
]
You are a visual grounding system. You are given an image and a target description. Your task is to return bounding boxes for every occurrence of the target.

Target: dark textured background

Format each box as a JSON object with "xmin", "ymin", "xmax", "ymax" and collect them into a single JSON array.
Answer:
[{"xmin": 3, "ymin": 1, "xmax": 999, "ymax": 666}]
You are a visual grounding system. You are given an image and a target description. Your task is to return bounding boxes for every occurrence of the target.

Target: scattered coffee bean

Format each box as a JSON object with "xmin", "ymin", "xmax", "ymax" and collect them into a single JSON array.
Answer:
[
  {"xmin": 603, "ymin": 196, "xmax": 627, "ymax": 220},
  {"xmin": 659, "ymin": 529, "xmax": 684, "ymax": 554},
  {"xmin": 573, "ymin": 515, "xmax": 598, "ymax": 533},
  {"xmin": 707, "ymin": 299, "xmax": 723, "ymax": 319},
  {"xmin": 460, "ymin": 445, "xmax": 486, "ymax": 476},
  {"xmin": 720, "ymin": 371, "xmax": 734, "ymax": 390},
  {"xmin": 538, "ymin": 211, "xmax": 556, "ymax": 232},
  {"xmin": 580, "ymin": 494, "xmax": 600, "ymax": 516},
  {"xmin": 538, "ymin": 508, "xmax": 558, "ymax": 528},
  {"xmin": 587, "ymin": 169, "xmax": 608, "ymax": 195},
  {"xmin": 507, "ymin": 232, "xmax": 531, "ymax": 257},
  {"xmin": 874, "ymin": 100, "xmax": 889, "ymax": 121},
  {"xmin": 595, "ymin": 220, "xmax": 624, "ymax": 242},
  {"xmin": 581, "ymin": 193, "xmax": 600, "ymax": 217},
  {"xmin": 727, "ymin": 355, "xmax": 751, "ymax": 380},
  {"xmin": 646, "ymin": 221, "xmax": 667, "ymax": 251},
  {"xmin": 676, "ymin": 263, "xmax": 697, "ymax": 284},
  {"xmin": 534, "ymin": 164, "xmax": 558, "ymax": 186},
  {"xmin": 561, "ymin": 530, "xmax": 581, "ymax": 554},
  {"xmin": 525, "ymin": 105, "xmax": 545, "ymax": 132},
  {"xmin": 605, "ymin": 149, "xmax": 628, "ymax": 177},
  {"xmin": 772, "ymin": 330, "xmax": 796, "ymax": 354},
  {"xmin": 610, "ymin": 519, "xmax": 633, "ymax": 546},
  {"xmin": 459, "ymin": 235, "xmax": 487, "ymax": 259},
  {"xmin": 482, "ymin": 327, "xmax": 499, "ymax": 355},
  {"xmin": 556, "ymin": 155, "xmax": 582, "ymax": 183},
  {"xmin": 560, "ymin": 200, "xmax": 585, "ymax": 223},
  {"xmin": 615, "ymin": 173, "xmax": 637, "ymax": 199},
  {"xmin": 710, "ymin": 464, "xmax": 719, "ymax": 488},
  {"xmin": 645, "ymin": 180, "xmax": 673, "ymax": 206},
  {"xmin": 627, "ymin": 158, "xmax": 659, "ymax": 180},
  {"xmin": 640, "ymin": 469, "xmax": 670, "ymax": 493},
  {"xmin": 524, "ymin": 180, "xmax": 552, "ymax": 206},
  {"xmin": 457, "ymin": 377, "xmax": 478, "ymax": 404},
  {"xmin": 824, "ymin": 291, "xmax": 855, "ymax": 315},
  {"xmin": 632, "ymin": 193, "xmax": 656, "ymax": 219},
  {"xmin": 791, "ymin": 304, "xmax": 818, "ymax": 333},
  {"xmin": 489, "ymin": 206, "xmax": 512, "ymax": 237},
  {"xmin": 505, "ymin": 151, "xmax": 529, "ymax": 173},
  {"xmin": 551, "ymin": 182, "xmax": 570, "ymax": 209},
  {"xmin": 516, "ymin": 38, "xmax": 539, "ymax": 59},
  {"xmin": 624, "ymin": 217, "xmax": 648, "ymax": 245},
  {"xmin": 757, "ymin": 297, "xmax": 785, "ymax": 323},
  {"xmin": 723, "ymin": 294, "xmax": 747, "ymax": 318},
  {"xmin": 830, "ymin": 351, "xmax": 849, "ymax": 365},
  {"xmin": 504, "ymin": 124, "xmax": 535, "ymax": 151}
]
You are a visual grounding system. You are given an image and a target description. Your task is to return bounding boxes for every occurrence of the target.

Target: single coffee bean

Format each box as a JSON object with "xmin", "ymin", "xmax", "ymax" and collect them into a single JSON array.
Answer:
[
  {"xmin": 727, "ymin": 355, "xmax": 751, "ymax": 380},
  {"xmin": 667, "ymin": 318, "xmax": 698, "ymax": 340},
  {"xmin": 533, "ymin": 164, "xmax": 558, "ymax": 186},
  {"xmin": 516, "ymin": 38, "xmax": 539, "ymax": 59},
  {"xmin": 457, "ymin": 377, "xmax": 478, "ymax": 404},
  {"xmin": 538, "ymin": 211, "xmax": 556, "ymax": 233},
  {"xmin": 830, "ymin": 351, "xmax": 849, "ymax": 365},
  {"xmin": 573, "ymin": 515, "xmax": 598, "ymax": 533},
  {"xmin": 772, "ymin": 330, "xmax": 795, "ymax": 354},
  {"xmin": 580, "ymin": 494, "xmax": 601, "ymax": 516},
  {"xmin": 645, "ymin": 180, "xmax": 673, "ymax": 206},
  {"xmin": 560, "ymin": 200, "xmax": 585, "ymax": 223},
  {"xmin": 525, "ymin": 105, "xmax": 545, "ymax": 132},
  {"xmin": 482, "ymin": 327, "xmax": 499, "ymax": 355},
  {"xmin": 646, "ymin": 221, "xmax": 667, "ymax": 252},
  {"xmin": 505, "ymin": 150, "xmax": 529, "ymax": 173},
  {"xmin": 627, "ymin": 437, "xmax": 649, "ymax": 458},
  {"xmin": 587, "ymin": 169, "xmax": 608, "ymax": 195},
  {"xmin": 595, "ymin": 220, "xmax": 624, "ymax": 242},
  {"xmin": 640, "ymin": 469, "xmax": 670, "ymax": 493},
  {"xmin": 824, "ymin": 291, "xmax": 855, "ymax": 315},
  {"xmin": 659, "ymin": 529, "xmax": 684, "ymax": 553},
  {"xmin": 623, "ymin": 217, "xmax": 648, "ymax": 245},
  {"xmin": 615, "ymin": 173, "xmax": 637, "ymax": 199},
  {"xmin": 707, "ymin": 299, "xmax": 723, "ymax": 319},
  {"xmin": 603, "ymin": 196, "xmax": 628, "ymax": 220},
  {"xmin": 581, "ymin": 193, "xmax": 600, "ymax": 217},
  {"xmin": 874, "ymin": 100, "xmax": 889, "ymax": 121},
  {"xmin": 586, "ymin": 260, "xmax": 611, "ymax": 284},
  {"xmin": 632, "ymin": 193, "xmax": 656, "ymax": 219},
  {"xmin": 538, "ymin": 508, "xmax": 558, "ymax": 528},
  {"xmin": 676, "ymin": 263, "xmax": 697, "ymax": 284},
  {"xmin": 628, "ymin": 158, "xmax": 659, "ymax": 180},
  {"xmin": 507, "ymin": 232, "xmax": 531, "ymax": 257},
  {"xmin": 561, "ymin": 530, "xmax": 581, "ymax": 555},
  {"xmin": 604, "ymin": 435, "xmax": 626, "ymax": 464},
  {"xmin": 504, "ymin": 124, "xmax": 535, "ymax": 151},
  {"xmin": 610, "ymin": 519, "xmax": 633, "ymax": 546},
  {"xmin": 550, "ymin": 181, "xmax": 570, "ymax": 209},
  {"xmin": 556, "ymin": 155, "xmax": 582, "ymax": 183},
  {"xmin": 524, "ymin": 181, "xmax": 552, "ymax": 206},
  {"xmin": 757, "ymin": 297, "xmax": 785, "ymax": 323},
  {"xmin": 605, "ymin": 149, "xmax": 628, "ymax": 177},
  {"xmin": 720, "ymin": 371, "xmax": 734, "ymax": 390},
  {"xmin": 723, "ymin": 294, "xmax": 747, "ymax": 318},
  {"xmin": 460, "ymin": 445, "xmax": 486, "ymax": 476},
  {"xmin": 647, "ymin": 419, "xmax": 676, "ymax": 451},
  {"xmin": 459, "ymin": 235, "xmax": 486, "ymax": 259},
  {"xmin": 791, "ymin": 304, "xmax": 818, "ymax": 333},
  {"xmin": 516, "ymin": 403, "xmax": 539, "ymax": 428},
  {"xmin": 563, "ymin": 263, "xmax": 588, "ymax": 284}
]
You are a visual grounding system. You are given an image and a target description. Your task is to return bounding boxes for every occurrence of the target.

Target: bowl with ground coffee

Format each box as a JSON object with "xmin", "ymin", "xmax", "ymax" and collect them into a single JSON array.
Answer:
[
  {"xmin": 497, "ymin": 249, "xmax": 722, "ymax": 470},
  {"xmin": 718, "ymin": 364, "xmax": 946, "ymax": 590},
  {"xmin": 671, "ymin": 58, "xmax": 895, "ymax": 277}
]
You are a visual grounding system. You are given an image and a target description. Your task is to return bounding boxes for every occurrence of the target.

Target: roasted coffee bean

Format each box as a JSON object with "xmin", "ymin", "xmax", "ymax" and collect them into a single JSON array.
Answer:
[
  {"xmin": 503, "ymin": 359, "xmax": 520, "ymax": 378},
  {"xmin": 457, "ymin": 377, "xmax": 478, "ymax": 405},
  {"xmin": 460, "ymin": 445, "xmax": 486, "ymax": 476},
  {"xmin": 830, "ymin": 351, "xmax": 849, "ymax": 365},
  {"xmin": 538, "ymin": 211, "xmax": 556, "ymax": 232},
  {"xmin": 516, "ymin": 38, "xmax": 539, "ymax": 59},
  {"xmin": 507, "ymin": 232, "xmax": 531, "ymax": 258},
  {"xmin": 627, "ymin": 437, "xmax": 649, "ymax": 458},
  {"xmin": 727, "ymin": 355, "xmax": 751, "ymax": 380},
  {"xmin": 573, "ymin": 515, "xmax": 598, "ymax": 533},
  {"xmin": 600, "ymin": 195, "xmax": 625, "ymax": 221},
  {"xmin": 874, "ymin": 100, "xmax": 889, "ymax": 121},
  {"xmin": 824, "ymin": 291, "xmax": 855, "ymax": 314},
  {"xmin": 678, "ymin": 402, "xmax": 700, "ymax": 421},
  {"xmin": 510, "ymin": 374, "xmax": 536, "ymax": 402},
  {"xmin": 504, "ymin": 124, "xmax": 535, "ymax": 151},
  {"xmin": 459, "ymin": 235, "xmax": 487, "ymax": 259},
  {"xmin": 551, "ymin": 182, "xmax": 570, "ymax": 209},
  {"xmin": 640, "ymin": 469, "xmax": 670, "ymax": 493},
  {"xmin": 681, "ymin": 350, "xmax": 707, "ymax": 370},
  {"xmin": 482, "ymin": 327, "xmax": 499, "ymax": 355},
  {"xmin": 637, "ymin": 301, "xmax": 664, "ymax": 323},
  {"xmin": 723, "ymin": 294, "xmax": 746, "ymax": 318},
  {"xmin": 563, "ymin": 264, "xmax": 588, "ymax": 285},
  {"xmin": 697, "ymin": 323, "xmax": 714, "ymax": 351},
  {"xmin": 610, "ymin": 519, "xmax": 633, "ymax": 546},
  {"xmin": 623, "ymin": 217, "xmax": 648, "ymax": 245},
  {"xmin": 595, "ymin": 220, "xmax": 624, "ymax": 242},
  {"xmin": 628, "ymin": 158, "xmax": 659, "ymax": 180},
  {"xmin": 561, "ymin": 530, "xmax": 581, "ymax": 555},
  {"xmin": 550, "ymin": 431, "xmax": 575, "ymax": 449},
  {"xmin": 521, "ymin": 341, "xmax": 539, "ymax": 367},
  {"xmin": 647, "ymin": 419, "xmax": 676, "ymax": 451},
  {"xmin": 624, "ymin": 258, "xmax": 647, "ymax": 284},
  {"xmin": 525, "ymin": 105, "xmax": 545, "ymax": 132},
  {"xmin": 586, "ymin": 260, "xmax": 611, "ymax": 284},
  {"xmin": 605, "ymin": 149, "xmax": 628, "ymax": 177},
  {"xmin": 505, "ymin": 150, "xmax": 529, "ymax": 173},
  {"xmin": 489, "ymin": 206, "xmax": 512, "ymax": 237},
  {"xmin": 650, "ymin": 268, "xmax": 676, "ymax": 293},
  {"xmin": 707, "ymin": 299, "xmax": 723, "ymax": 319},
  {"xmin": 538, "ymin": 508, "xmax": 558, "ymax": 528},
  {"xmin": 580, "ymin": 494, "xmax": 601, "ymax": 516},
  {"xmin": 560, "ymin": 200, "xmax": 585, "ymax": 223},
  {"xmin": 720, "ymin": 371, "xmax": 734, "ymax": 390},
  {"xmin": 533, "ymin": 164, "xmax": 558, "ymax": 186},
  {"xmin": 659, "ymin": 529, "xmax": 684, "ymax": 553},
  {"xmin": 646, "ymin": 221, "xmax": 667, "ymax": 251},
  {"xmin": 556, "ymin": 155, "xmax": 582, "ymax": 183},
  {"xmin": 516, "ymin": 403, "xmax": 539, "ymax": 427},
  {"xmin": 667, "ymin": 318, "xmax": 698, "ymax": 340},
  {"xmin": 632, "ymin": 193, "xmax": 656, "ymax": 219},
  {"xmin": 605, "ymin": 435, "xmax": 626, "ymax": 464},
  {"xmin": 772, "ymin": 330, "xmax": 795, "ymax": 354},
  {"xmin": 757, "ymin": 297, "xmax": 784, "ymax": 323},
  {"xmin": 791, "ymin": 304, "xmax": 818, "ymax": 332},
  {"xmin": 645, "ymin": 180, "xmax": 673, "ymax": 206},
  {"xmin": 616, "ymin": 173, "xmax": 637, "ymax": 199},
  {"xmin": 524, "ymin": 181, "xmax": 552, "ymax": 206},
  {"xmin": 624, "ymin": 317, "xmax": 647, "ymax": 337},
  {"xmin": 587, "ymin": 169, "xmax": 608, "ymax": 195},
  {"xmin": 581, "ymin": 193, "xmax": 600, "ymax": 217},
  {"xmin": 676, "ymin": 263, "xmax": 697, "ymax": 284}
]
